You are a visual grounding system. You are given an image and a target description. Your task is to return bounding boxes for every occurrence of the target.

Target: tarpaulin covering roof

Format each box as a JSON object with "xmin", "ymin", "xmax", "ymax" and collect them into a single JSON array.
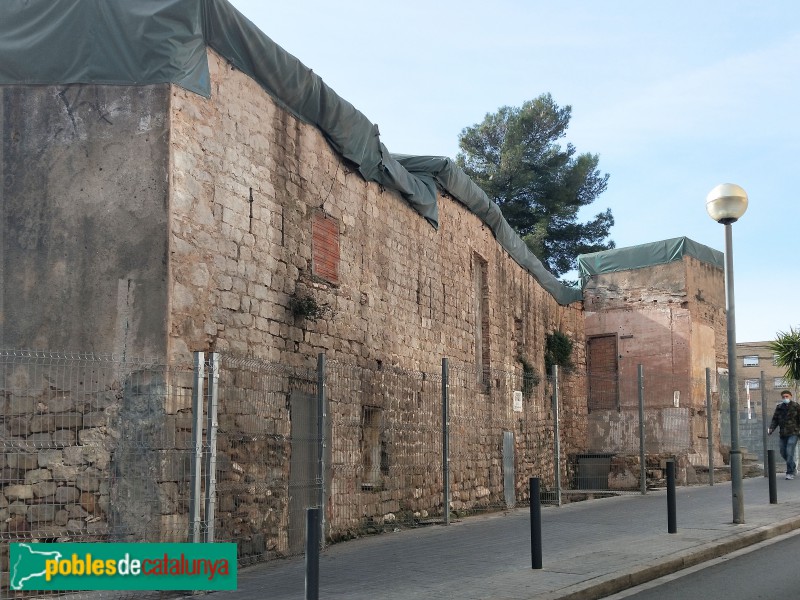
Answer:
[
  {"xmin": 0, "ymin": 0, "xmax": 582, "ymax": 304},
  {"xmin": 577, "ymin": 236, "xmax": 723, "ymax": 287}
]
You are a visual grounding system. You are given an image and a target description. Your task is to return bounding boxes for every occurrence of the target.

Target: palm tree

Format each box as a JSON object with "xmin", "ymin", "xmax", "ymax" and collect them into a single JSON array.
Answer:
[{"xmin": 769, "ymin": 327, "xmax": 800, "ymax": 391}]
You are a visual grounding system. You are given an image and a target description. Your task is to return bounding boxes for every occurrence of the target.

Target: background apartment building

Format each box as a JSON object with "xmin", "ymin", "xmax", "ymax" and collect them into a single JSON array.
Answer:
[{"xmin": 736, "ymin": 341, "xmax": 793, "ymax": 420}]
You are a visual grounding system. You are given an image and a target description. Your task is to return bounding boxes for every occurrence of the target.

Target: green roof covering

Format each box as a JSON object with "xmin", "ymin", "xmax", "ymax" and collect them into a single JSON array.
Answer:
[
  {"xmin": 0, "ymin": 0, "xmax": 583, "ymax": 305},
  {"xmin": 577, "ymin": 236, "xmax": 723, "ymax": 287}
]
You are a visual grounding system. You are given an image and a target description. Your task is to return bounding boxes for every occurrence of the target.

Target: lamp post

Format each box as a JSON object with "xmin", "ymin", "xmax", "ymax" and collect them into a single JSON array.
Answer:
[{"xmin": 706, "ymin": 182, "xmax": 748, "ymax": 524}]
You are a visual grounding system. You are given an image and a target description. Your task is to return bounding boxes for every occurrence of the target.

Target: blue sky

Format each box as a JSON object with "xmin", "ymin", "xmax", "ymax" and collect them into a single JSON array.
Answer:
[{"xmin": 229, "ymin": 1, "xmax": 799, "ymax": 343}]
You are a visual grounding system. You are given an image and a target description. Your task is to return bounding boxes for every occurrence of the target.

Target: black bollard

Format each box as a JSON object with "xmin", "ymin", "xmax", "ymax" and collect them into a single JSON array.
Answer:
[
  {"xmin": 530, "ymin": 477, "xmax": 542, "ymax": 569},
  {"xmin": 768, "ymin": 449, "xmax": 777, "ymax": 504},
  {"xmin": 306, "ymin": 507, "xmax": 320, "ymax": 600},
  {"xmin": 666, "ymin": 460, "xmax": 677, "ymax": 534}
]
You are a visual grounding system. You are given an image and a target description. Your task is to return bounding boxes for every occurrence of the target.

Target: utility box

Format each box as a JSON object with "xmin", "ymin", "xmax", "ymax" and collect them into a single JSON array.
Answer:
[{"xmin": 575, "ymin": 453, "xmax": 614, "ymax": 490}]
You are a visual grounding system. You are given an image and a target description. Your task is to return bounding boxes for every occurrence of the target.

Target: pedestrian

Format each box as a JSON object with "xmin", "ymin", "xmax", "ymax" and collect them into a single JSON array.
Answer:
[{"xmin": 768, "ymin": 390, "xmax": 800, "ymax": 479}]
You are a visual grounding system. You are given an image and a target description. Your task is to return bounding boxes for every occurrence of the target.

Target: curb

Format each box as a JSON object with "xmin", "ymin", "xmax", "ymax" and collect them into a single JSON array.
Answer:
[{"xmin": 538, "ymin": 514, "xmax": 800, "ymax": 600}]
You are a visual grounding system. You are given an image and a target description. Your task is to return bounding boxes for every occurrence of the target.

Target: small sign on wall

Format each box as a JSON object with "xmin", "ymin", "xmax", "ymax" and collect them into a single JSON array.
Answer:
[
  {"xmin": 673, "ymin": 391, "xmax": 680, "ymax": 407},
  {"xmin": 513, "ymin": 390, "xmax": 523, "ymax": 412}
]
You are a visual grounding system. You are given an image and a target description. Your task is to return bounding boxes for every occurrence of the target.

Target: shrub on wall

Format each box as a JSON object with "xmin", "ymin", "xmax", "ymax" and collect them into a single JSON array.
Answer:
[
  {"xmin": 545, "ymin": 330, "xmax": 574, "ymax": 375},
  {"xmin": 288, "ymin": 292, "xmax": 333, "ymax": 321}
]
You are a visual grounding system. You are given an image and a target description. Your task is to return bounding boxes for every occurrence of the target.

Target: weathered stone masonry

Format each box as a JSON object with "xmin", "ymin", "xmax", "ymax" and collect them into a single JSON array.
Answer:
[
  {"xmin": 583, "ymin": 252, "xmax": 727, "ymax": 480},
  {"xmin": 168, "ymin": 53, "xmax": 585, "ymax": 374},
  {"xmin": 0, "ymin": 49, "xmax": 587, "ymax": 551},
  {"xmin": 168, "ymin": 51, "xmax": 587, "ymax": 536}
]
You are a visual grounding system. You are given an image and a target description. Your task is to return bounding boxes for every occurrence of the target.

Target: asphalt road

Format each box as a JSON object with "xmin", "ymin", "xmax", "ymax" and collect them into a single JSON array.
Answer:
[{"xmin": 604, "ymin": 529, "xmax": 800, "ymax": 599}]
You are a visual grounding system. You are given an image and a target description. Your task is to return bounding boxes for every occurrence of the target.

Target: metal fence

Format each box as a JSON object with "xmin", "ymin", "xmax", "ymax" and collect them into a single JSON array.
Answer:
[
  {"xmin": 1, "ymin": 349, "xmax": 752, "ymax": 596},
  {"xmin": 574, "ymin": 365, "xmax": 734, "ymax": 494},
  {"xmin": 0, "ymin": 350, "xmax": 200, "ymax": 598},
  {"xmin": 211, "ymin": 354, "xmax": 318, "ymax": 565},
  {"xmin": 719, "ymin": 370, "xmax": 784, "ymax": 476},
  {"xmin": 325, "ymin": 359, "xmax": 443, "ymax": 537}
]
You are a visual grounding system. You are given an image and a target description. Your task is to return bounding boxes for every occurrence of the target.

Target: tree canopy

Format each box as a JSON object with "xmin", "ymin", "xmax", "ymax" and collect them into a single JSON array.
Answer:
[
  {"xmin": 770, "ymin": 327, "xmax": 800, "ymax": 387},
  {"xmin": 457, "ymin": 93, "xmax": 613, "ymax": 277}
]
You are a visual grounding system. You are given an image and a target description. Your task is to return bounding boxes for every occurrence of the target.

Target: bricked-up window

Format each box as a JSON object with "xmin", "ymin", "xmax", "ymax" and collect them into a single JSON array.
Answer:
[
  {"xmin": 473, "ymin": 253, "xmax": 490, "ymax": 384},
  {"xmin": 312, "ymin": 210, "xmax": 340, "ymax": 284},
  {"xmin": 587, "ymin": 335, "xmax": 619, "ymax": 412},
  {"xmin": 361, "ymin": 406, "xmax": 388, "ymax": 491}
]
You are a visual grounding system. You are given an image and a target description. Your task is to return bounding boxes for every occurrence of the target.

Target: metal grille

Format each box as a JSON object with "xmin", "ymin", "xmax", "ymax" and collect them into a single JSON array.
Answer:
[
  {"xmin": 0, "ymin": 348, "xmax": 741, "ymax": 593},
  {"xmin": 325, "ymin": 361, "xmax": 443, "ymax": 535},
  {"xmin": 448, "ymin": 363, "xmax": 554, "ymax": 514},
  {"xmin": 568, "ymin": 366, "xmax": 724, "ymax": 493},
  {"xmin": 0, "ymin": 350, "xmax": 196, "ymax": 598},
  {"xmin": 212, "ymin": 355, "xmax": 317, "ymax": 565}
]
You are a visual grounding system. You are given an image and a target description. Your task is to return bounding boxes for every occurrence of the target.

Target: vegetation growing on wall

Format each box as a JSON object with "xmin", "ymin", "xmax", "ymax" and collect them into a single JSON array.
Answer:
[
  {"xmin": 518, "ymin": 356, "xmax": 540, "ymax": 398},
  {"xmin": 545, "ymin": 330, "xmax": 574, "ymax": 375},
  {"xmin": 288, "ymin": 292, "xmax": 333, "ymax": 321}
]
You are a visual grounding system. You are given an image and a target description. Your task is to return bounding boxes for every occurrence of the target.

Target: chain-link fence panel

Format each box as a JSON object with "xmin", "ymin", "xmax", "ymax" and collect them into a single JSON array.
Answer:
[
  {"xmin": 719, "ymin": 371, "xmax": 781, "ymax": 478},
  {"xmin": 7, "ymin": 346, "xmax": 765, "ymax": 590},
  {"xmin": 0, "ymin": 349, "xmax": 197, "ymax": 599},
  {"xmin": 571, "ymin": 365, "xmax": 723, "ymax": 495},
  {"xmin": 213, "ymin": 355, "xmax": 318, "ymax": 565},
  {"xmin": 448, "ymin": 363, "xmax": 554, "ymax": 514},
  {"xmin": 325, "ymin": 361, "xmax": 443, "ymax": 537}
]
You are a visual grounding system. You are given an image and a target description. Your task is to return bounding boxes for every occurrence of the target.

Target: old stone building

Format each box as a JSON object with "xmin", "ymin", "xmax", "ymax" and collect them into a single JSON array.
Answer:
[
  {"xmin": 578, "ymin": 237, "xmax": 727, "ymax": 476},
  {"xmin": 0, "ymin": 0, "xmax": 738, "ymax": 563},
  {"xmin": 0, "ymin": 0, "xmax": 589, "ymax": 551}
]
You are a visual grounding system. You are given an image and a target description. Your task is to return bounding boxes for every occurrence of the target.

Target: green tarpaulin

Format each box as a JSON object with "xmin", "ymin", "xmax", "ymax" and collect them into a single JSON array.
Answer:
[
  {"xmin": 0, "ymin": 0, "xmax": 582, "ymax": 305},
  {"xmin": 577, "ymin": 237, "xmax": 723, "ymax": 287}
]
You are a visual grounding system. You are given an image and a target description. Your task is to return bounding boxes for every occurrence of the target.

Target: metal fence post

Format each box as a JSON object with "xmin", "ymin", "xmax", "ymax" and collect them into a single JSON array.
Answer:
[
  {"xmin": 761, "ymin": 370, "xmax": 768, "ymax": 477},
  {"xmin": 442, "ymin": 357, "xmax": 450, "ymax": 525},
  {"xmin": 189, "ymin": 351, "xmax": 205, "ymax": 543},
  {"xmin": 203, "ymin": 352, "xmax": 220, "ymax": 542},
  {"xmin": 706, "ymin": 367, "xmax": 714, "ymax": 486},
  {"xmin": 316, "ymin": 353, "xmax": 326, "ymax": 545},
  {"xmin": 552, "ymin": 364, "xmax": 561, "ymax": 506},
  {"xmin": 638, "ymin": 364, "xmax": 646, "ymax": 495}
]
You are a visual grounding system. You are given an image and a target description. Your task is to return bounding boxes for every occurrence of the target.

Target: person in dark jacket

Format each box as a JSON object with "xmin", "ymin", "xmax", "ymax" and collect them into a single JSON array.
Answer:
[{"xmin": 768, "ymin": 390, "xmax": 800, "ymax": 479}]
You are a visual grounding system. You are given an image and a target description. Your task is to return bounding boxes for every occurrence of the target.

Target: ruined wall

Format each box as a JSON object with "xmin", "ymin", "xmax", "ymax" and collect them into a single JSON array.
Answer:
[
  {"xmin": 0, "ymin": 85, "xmax": 170, "ymax": 358},
  {"xmin": 0, "ymin": 84, "xmax": 178, "ymax": 567},
  {"xmin": 168, "ymin": 51, "xmax": 586, "ymax": 534},
  {"xmin": 684, "ymin": 254, "xmax": 727, "ymax": 372},
  {"xmin": 584, "ymin": 260, "xmax": 692, "ymax": 407},
  {"xmin": 0, "ymin": 354, "xmax": 198, "ymax": 583},
  {"xmin": 167, "ymin": 53, "xmax": 583, "ymax": 374},
  {"xmin": 0, "ymin": 52, "xmax": 587, "ymax": 550},
  {"xmin": 583, "ymin": 255, "xmax": 725, "ymax": 466}
]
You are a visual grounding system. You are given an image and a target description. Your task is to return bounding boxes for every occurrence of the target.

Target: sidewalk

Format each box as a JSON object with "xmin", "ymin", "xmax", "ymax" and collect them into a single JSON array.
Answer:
[{"xmin": 204, "ymin": 475, "xmax": 800, "ymax": 600}]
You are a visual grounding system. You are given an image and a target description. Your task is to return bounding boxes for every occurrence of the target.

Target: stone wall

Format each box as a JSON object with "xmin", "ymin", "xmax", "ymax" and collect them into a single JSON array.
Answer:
[
  {"xmin": 168, "ymin": 50, "xmax": 586, "ymax": 535},
  {"xmin": 0, "ymin": 85, "xmax": 170, "ymax": 357},
  {"xmin": 1, "ymin": 365, "xmax": 113, "ymax": 551},
  {"xmin": 1, "ymin": 49, "xmax": 588, "ymax": 552},
  {"xmin": 583, "ymin": 254, "xmax": 725, "ymax": 466},
  {"xmin": 0, "ymin": 357, "xmax": 199, "ymax": 579},
  {"xmin": 168, "ymin": 51, "xmax": 583, "ymax": 372}
]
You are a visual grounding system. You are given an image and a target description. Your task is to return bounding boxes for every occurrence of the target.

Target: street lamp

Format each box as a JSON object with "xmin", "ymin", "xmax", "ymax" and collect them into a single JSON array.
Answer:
[{"xmin": 706, "ymin": 182, "xmax": 748, "ymax": 524}]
